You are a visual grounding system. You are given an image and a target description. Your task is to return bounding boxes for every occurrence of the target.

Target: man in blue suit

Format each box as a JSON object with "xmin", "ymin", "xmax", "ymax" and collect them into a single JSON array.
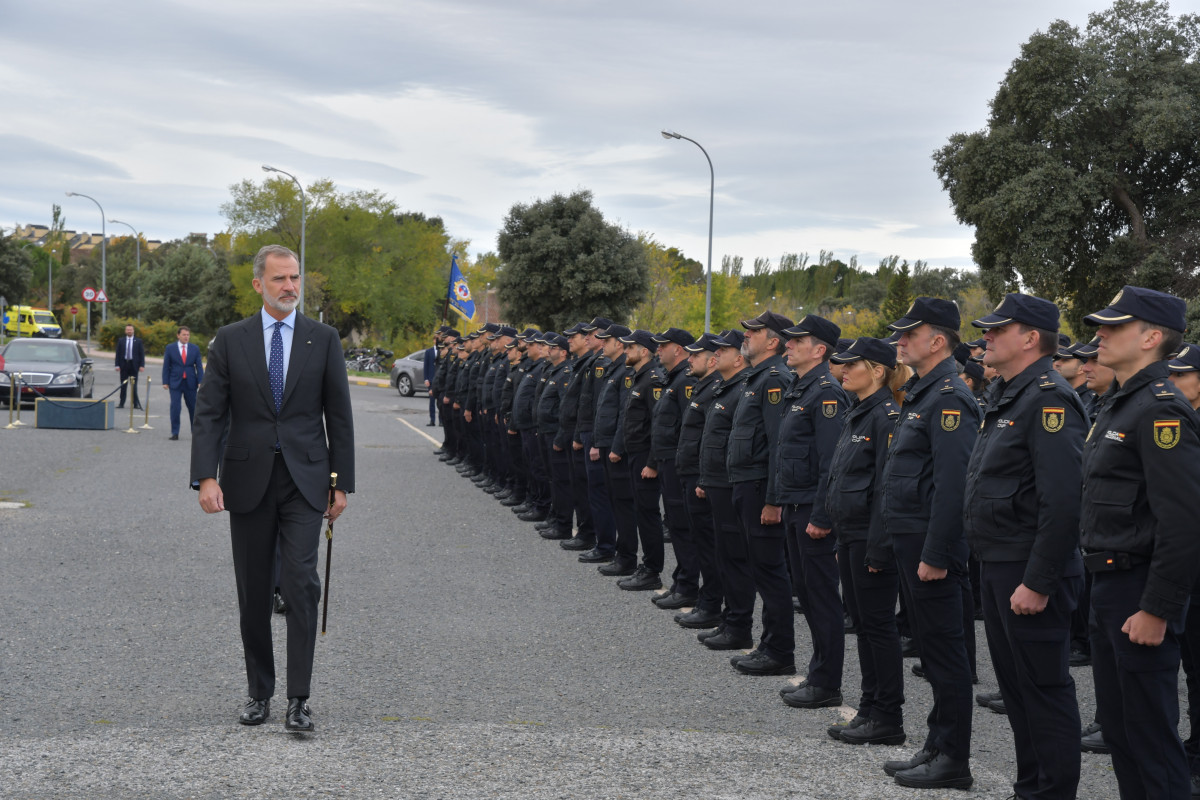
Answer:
[
  {"xmin": 162, "ymin": 325, "xmax": 204, "ymax": 440},
  {"xmin": 423, "ymin": 338, "xmax": 438, "ymax": 426}
]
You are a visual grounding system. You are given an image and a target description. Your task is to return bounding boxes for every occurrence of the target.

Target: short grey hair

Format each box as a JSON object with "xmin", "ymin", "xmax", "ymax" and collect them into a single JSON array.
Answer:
[{"xmin": 253, "ymin": 244, "xmax": 299, "ymax": 279}]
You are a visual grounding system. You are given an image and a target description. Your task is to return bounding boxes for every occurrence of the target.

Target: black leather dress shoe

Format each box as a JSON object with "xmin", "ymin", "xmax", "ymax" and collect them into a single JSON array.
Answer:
[
  {"xmin": 273, "ymin": 590, "xmax": 288, "ymax": 615},
  {"xmin": 675, "ymin": 608, "xmax": 721, "ymax": 628},
  {"xmin": 1080, "ymin": 720, "xmax": 1109, "ymax": 754},
  {"xmin": 975, "ymin": 690, "xmax": 1001, "ymax": 708},
  {"xmin": 843, "ymin": 613, "xmax": 857, "ymax": 634},
  {"xmin": 827, "ymin": 713, "xmax": 867, "ymax": 741},
  {"xmin": 839, "ymin": 719, "xmax": 907, "ymax": 746},
  {"xmin": 511, "ymin": 502, "xmax": 533, "ymax": 514},
  {"xmin": 285, "ymin": 698, "xmax": 314, "ymax": 732},
  {"xmin": 780, "ymin": 683, "xmax": 841, "ymax": 707},
  {"xmin": 239, "ymin": 697, "xmax": 270, "ymax": 725},
  {"xmin": 517, "ymin": 509, "xmax": 548, "ymax": 522},
  {"xmin": 482, "ymin": 483, "xmax": 502, "ymax": 495},
  {"xmin": 535, "ymin": 518, "xmax": 557, "ymax": 530},
  {"xmin": 493, "ymin": 488, "xmax": 512, "ymax": 500},
  {"xmin": 734, "ymin": 651, "xmax": 796, "ymax": 676},
  {"xmin": 911, "ymin": 662, "xmax": 927, "ymax": 679},
  {"xmin": 652, "ymin": 592, "xmax": 696, "ymax": 610},
  {"xmin": 539, "ymin": 528, "xmax": 571, "ymax": 540},
  {"xmin": 559, "ymin": 537, "xmax": 594, "ymax": 551},
  {"xmin": 893, "ymin": 751, "xmax": 972, "ymax": 789},
  {"xmin": 1069, "ymin": 648, "xmax": 1091, "ymax": 667},
  {"xmin": 900, "ymin": 636, "xmax": 919, "ymax": 657},
  {"xmin": 703, "ymin": 630, "xmax": 754, "ymax": 650},
  {"xmin": 500, "ymin": 495, "xmax": 525, "ymax": 507},
  {"xmin": 884, "ymin": 748, "xmax": 936, "ymax": 777},
  {"xmin": 169, "ymin": 434, "xmax": 179, "ymax": 440},
  {"xmin": 578, "ymin": 548, "xmax": 614, "ymax": 563},
  {"xmin": 697, "ymin": 624, "xmax": 725, "ymax": 642},
  {"xmin": 617, "ymin": 566, "xmax": 662, "ymax": 591},
  {"xmin": 598, "ymin": 559, "xmax": 636, "ymax": 577},
  {"xmin": 986, "ymin": 697, "xmax": 1007, "ymax": 715}
]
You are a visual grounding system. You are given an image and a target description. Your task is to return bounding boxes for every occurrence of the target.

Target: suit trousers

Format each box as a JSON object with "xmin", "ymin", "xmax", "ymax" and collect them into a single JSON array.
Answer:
[
  {"xmin": 785, "ymin": 504, "xmax": 843, "ymax": 688},
  {"xmin": 230, "ymin": 452, "xmax": 324, "ymax": 700},
  {"xmin": 981, "ymin": 560, "xmax": 1081, "ymax": 800},
  {"xmin": 838, "ymin": 539, "xmax": 903, "ymax": 726},
  {"xmin": 1090, "ymin": 565, "xmax": 1190, "ymax": 800},
  {"xmin": 169, "ymin": 383, "xmax": 197, "ymax": 436},
  {"xmin": 706, "ymin": 485, "xmax": 755, "ymax": 638},
  {"xmin": 581, "ymin": 433, "xmax": 615, "ymax": 555},
  {"xmin": 626, "ymin": 449, "xmax": 663, "ymax": 574},
  {"xmin": 732, "ymin": 480, "xmax": 794, "ymax": 662},
  {"xmin": 607, "ymin": 454, "xmax": 639, "ymax": 566},
  {"xmin": 893, "ymin": 531, "xmax": 973, "ymax": 762},
  {"xmin": 658, "ymin": 459, "xmax": 695, "ymax": 596},
  {"xmin": 682, "ymin": 475, "xmax": 723, "ymax": 615},
  {"xmin": 118, "ymin": 368, "xmax": 141, "ymax": 407},
  {"xmin": 505, "ymin": 429, "xmax": 526, "ymax": 497},
  {"xmin": 568, "ymin": 443, "xmax": 595, "ymax": 543}
]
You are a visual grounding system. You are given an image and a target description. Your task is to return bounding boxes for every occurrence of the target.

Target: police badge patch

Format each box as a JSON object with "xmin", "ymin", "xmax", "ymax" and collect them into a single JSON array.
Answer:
[
  {"xmin": 684, "ymin": 386, "xmax": 693, "ymax": 399},
  {"xmin": 766, "ymin": 387, "xmax": 782, "ymax": 405},
  {"xmin": 652, "ymin": 387, "xmax": 663, "ymax": 401},
  {"xmin": 822, "ymin": 400, "xmax": 838, "ymax": 418},
  {"xmin": 595, "ymin": 367, "xmax": 605, "ymax": 378},
  {"xmin": 1042, "ymin": 407, "xmax": 1065, "ymax": 433},
  {"xmin": 1155, "ymin": 419, "xmax": 1181, "ymax": 449},
  {"xmin": 624, "ymin": 376, "xmax": 632, "ymax": 389},
  {"xmin": 940, "ymin": 409, "xmax": 961, "ymax": 432}
]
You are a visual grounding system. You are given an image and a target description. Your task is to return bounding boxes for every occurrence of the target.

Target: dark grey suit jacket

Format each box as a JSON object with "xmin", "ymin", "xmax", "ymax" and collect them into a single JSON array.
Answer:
[{"xmin": 190, "ymin": 312, "xmax": 355, "ymax": 514}]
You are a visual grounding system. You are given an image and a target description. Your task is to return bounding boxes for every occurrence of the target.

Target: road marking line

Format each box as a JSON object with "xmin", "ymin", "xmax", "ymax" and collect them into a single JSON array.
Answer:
[{"xmin": 396, "ymin": 417, "xmax": 441, "ymax": 446}]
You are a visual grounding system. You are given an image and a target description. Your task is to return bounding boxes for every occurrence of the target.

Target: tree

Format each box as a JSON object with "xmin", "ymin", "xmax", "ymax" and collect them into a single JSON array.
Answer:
[
  {"xmin": 875, "ymin": 261, "xmax": 914, "ymax": 336},
  {"xmin": 496, "ymin": 190, "xmax": 649, "ymax": 331},
  {"xmin": 137, "ymin": 243, "xmax": 235, "ymax": 332},
  {"xmin": 933, "ymin": 0, "xmax": 1200, "ymax": 331},
  {"xmin": 0, "ymin": 234, "xmax": 33, "ymax": 306}
]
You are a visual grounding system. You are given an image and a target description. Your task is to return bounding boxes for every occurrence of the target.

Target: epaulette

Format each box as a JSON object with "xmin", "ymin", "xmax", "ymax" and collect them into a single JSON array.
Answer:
[
  {"xmin": 939, "ymin": 378, "xmax": 955, "ymax": 393},
  {"xmin": 1036, "ymin": 374, "xmax": 1057, "ymax": 390},
  {"xmin": 1152, "ymin": 381, "xmax": 1178, "ymax": 400},
  {"xmin": 884, "ymin": 401, "xmax": 900, "ymax": 418},
  {"xmin": 819, "ymin": 378, "xmax": 832, "ymax": 387}
]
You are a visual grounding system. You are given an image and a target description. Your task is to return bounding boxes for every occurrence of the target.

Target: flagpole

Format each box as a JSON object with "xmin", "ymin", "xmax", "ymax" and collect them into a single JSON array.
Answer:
[{"xmin": 442, "ymin": 254, "xmax": 456, "ymax": 325}]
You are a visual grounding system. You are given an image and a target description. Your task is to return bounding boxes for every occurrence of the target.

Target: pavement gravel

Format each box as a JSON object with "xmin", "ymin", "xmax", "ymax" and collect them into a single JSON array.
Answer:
[{"xmin": 0, "ymin": 370, "xmax": 1134, "ymax": 797}]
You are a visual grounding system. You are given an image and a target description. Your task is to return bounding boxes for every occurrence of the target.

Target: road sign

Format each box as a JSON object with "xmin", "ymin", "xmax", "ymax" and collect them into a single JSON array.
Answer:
[
  {"xmin": 70, "ymin": 306, "xmax": 78, "ymax": 316},
  {"xmin": 94, "ymin": 289, "xmax": 109, "ymax": 303},
  {"xmin": 82, "ymin": 287, "xmax": 96, "ymax": 302}
]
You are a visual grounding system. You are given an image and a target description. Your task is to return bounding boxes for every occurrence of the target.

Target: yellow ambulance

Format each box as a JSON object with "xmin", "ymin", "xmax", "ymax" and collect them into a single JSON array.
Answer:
[{"xmin": 3, "ymin": 306, "xmax": 63, "ymax": 338}]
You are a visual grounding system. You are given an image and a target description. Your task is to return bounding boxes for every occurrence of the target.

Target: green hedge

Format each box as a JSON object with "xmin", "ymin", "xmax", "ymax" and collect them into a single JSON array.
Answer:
[{"xmin": 98, "ymin": 318, "xmax": 210, "ymax": 358}]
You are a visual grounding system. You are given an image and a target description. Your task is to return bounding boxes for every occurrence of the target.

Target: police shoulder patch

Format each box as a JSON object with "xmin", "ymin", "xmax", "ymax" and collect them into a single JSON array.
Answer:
[
  {"xmin": 766, "ymin": 387, "xmax": 783, "ymax": 405},
  {"xmin": 595, "ymin": 367, "xmax": 605, "ymax": 378},
  {"xmin": 684, "ymin": 385, "xmax": 693, "ymax": 399},
  {"xmin": 940, "ymin": 409, "xmax": 961, "ymax": 431},
  {"xmin": 1042, "ymin": 407, "xmax": 1065, "ymax": 433},
  {"xmin": 652, "ymin": 387, "xmax": 663, "ymax": 401},
  {"xmin": 1155, "ymin": 419, "xmax": 1181, "ymax": 449},
  {"xmin": 624, "ymin": 376, "xmax": 632, "ymax": 389},
  {"xmin": 821, "ymin": 399, "xmax": 838, "ymax": 418}
]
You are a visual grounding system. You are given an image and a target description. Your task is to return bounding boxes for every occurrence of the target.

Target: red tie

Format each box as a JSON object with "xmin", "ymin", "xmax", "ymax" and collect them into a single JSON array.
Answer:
[{"xmin": 181, "ymin": 344, "xmax": 186, "ymax": 365}]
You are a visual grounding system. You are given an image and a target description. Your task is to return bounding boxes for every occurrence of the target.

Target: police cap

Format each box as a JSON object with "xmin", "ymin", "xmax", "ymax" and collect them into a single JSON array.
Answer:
[
  {"xmin": 972, "ymin": 292, "xmax": 1060, "ymax": 332},
  {"xmin": 596, "ymin": 323, "xmax": 631, "ymax": 340},
  {"xmin": 740, "ymin": 310, "xmax": 795, "ymax": 339},
  {"xmin": 1084, "ymin": 285, "xmax": 1187, "ymax": 331},
  {"xmin": 582, "ymin": 317, "xmax": 614, "ymax": 332},
  {"xmin": 684, "ymin": 332, "xmax": 723, "ymax": 353},
  {"xmin": 651, "ymin": 327, "xmax": 696, "ymax": 347},
  {"xmin": 830, "ymin": 336, "xmax": 896, "ymax": 369},
  {"xmin": 1167, "ymin": 343, "xmax": 1200, "ymax": 373},
  {"xmin": 888, "ymin": 297, "xmax": 960, "ymax": 332},
  {"xmin": 781, "ymin": 314, "xmax": 841, "ymax": 350},
  {"xmin": 619, "ymin": 329, "xmax": 658, "ymax": 352},
  {"xmin": 712, "ymin": 329, "xmax": 745, "ymax": 350}
]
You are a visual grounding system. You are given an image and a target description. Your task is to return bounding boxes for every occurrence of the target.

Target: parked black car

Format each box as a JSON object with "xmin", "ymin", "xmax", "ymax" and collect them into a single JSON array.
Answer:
[{"xmin": 0, "ymin": 338, "xmax": 95, "ymax": 403}]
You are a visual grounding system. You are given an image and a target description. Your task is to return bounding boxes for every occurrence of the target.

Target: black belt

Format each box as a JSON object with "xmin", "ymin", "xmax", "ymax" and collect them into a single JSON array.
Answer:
[{"xmin": 1082, "ymin": 550, "xmax": 1149, "ymax": 573}]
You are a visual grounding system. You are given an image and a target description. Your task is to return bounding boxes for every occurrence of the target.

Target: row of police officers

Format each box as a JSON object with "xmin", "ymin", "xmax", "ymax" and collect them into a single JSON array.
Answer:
[{"xmin": 427, "ymin": 283, "xmax": 1200, "ymax": 799}]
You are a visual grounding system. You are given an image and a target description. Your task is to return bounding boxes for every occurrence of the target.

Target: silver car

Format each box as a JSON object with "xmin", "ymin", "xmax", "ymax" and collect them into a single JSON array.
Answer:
[{"xmin": 389, "ymin": 349, "xmax": 428, "ymax": 397}]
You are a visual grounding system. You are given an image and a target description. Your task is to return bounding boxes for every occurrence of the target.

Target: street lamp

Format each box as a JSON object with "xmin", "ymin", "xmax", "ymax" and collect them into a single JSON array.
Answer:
[
  {"xmin": 261, "ymin": 165, "xmax": 306, "ymax": 315},
  {"xmin": 65, "ymin": 192, "xmax": 107, "ymax": 323},
  {"xmin": 661, "ymin": 130, "xmax": 714, "ymax": 333}
]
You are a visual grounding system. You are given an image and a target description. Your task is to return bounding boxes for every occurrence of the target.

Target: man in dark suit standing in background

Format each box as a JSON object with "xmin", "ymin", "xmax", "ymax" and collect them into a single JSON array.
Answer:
[
  {"xmin": 115, "ymin": 323, "xmax": 144, "ymax": 409},
  {"xmin": 423, "ymin": 335, "xmax": 438, "ymax": 426},
  {"xmin": 191, "ymin": 244, "xmax": 355, "ymax": 733},
  {"xmin": 162, "ymin": 326, "xmax": 204, "ymax": 440}
]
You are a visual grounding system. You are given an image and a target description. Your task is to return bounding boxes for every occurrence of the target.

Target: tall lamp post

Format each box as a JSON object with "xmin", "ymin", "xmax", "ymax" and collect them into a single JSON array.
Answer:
[
  {"xmin": 261, "ymin": 165, "xmax": 306, "ymax": 315},
  {"xmin": 661, "ymin": 130, "xmax": 714, "ymax": 333},
  {"xmin": 66, "ymin": 191, "xmax": 107, "ymax": 323}
]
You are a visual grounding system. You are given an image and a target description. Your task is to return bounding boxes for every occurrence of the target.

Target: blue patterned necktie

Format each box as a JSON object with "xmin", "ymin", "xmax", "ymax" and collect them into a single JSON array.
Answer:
[{"xmin": 269, "ymin": 320, "xmax": 284, "ymax": 414}]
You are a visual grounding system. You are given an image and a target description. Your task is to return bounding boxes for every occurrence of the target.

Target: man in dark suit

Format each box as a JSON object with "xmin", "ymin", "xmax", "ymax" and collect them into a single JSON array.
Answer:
[
  {"xmin": 114, "ymin": 323, "xmax": 145, "ymax": 409},
  {"xmin": 162, "ymin": 326, "xmax": 204, "ymax": 440},
  {"xmin": 191, "ymin": 243, "xmax": 354, "ymax": 732},
  {"xmin": 423, "ymin": 338, "xmax": 438, "ymax": 426}
]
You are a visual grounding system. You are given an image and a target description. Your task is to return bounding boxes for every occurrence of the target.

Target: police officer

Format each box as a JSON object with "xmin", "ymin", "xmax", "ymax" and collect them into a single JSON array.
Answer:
[
  {"xmin": 822, "ymin": 337, "xmax": 906, "ymax": 745},
  {"xmin": 879, "ymin": 298, "xmax": 981, "ymax": 790},
  {"xmin": 498, "ymin": 334, "xmax": 530, "ymax": 508},
  {"xmin": 511, "ymin": 329, "xmax": 549, "ymax": 522},
  {"xmin": 488, "ymin": 327, "xmax": 519, "ymax": 499},
  {"xmin": 648, "ymin": 327, "xmax": 699, "ymax": 609},
  {"xmin": 1079, "ymin": 285, "xmax": 1200, "ymax": 800},
  {"xmin": 1054, "ymin": 342, "xmax": 1097, "ymax": 420},
  {"xmin": 673, "ymin": 333, "xmax": 726, "ymax": 629},
  {"xmin": 697, "ymin": 330, "xmax": 754, "ymax": 650},
  {"xmin": 592, "ymin": 324, "xmax": 634, "ymax": 575},
  {"xmin": 610, "ymin": 329, "xmax": 667, "ymax": 590},
  {"xmin": 478, "ymin": 324, "xmax": 511, "ymax": 492},
  {"xmin": 964, "ymin": 293, "xmax": 1087, "ymax": 799},
  {"xmin": 727, "ymin": 310, "xmax": 796, "ymax": 676},
  {"xmin": 572, "ymin": 318, "xmax": 617, "ymax": 562},
  {"xmin": 770, "ymin": 314, "xmax": 848, "ymax": 704},
  {"xmin": 534, "ymin": 332, "xmax": 574, "ymax": 539},
  {"xmin": 554, "ymin": 322, "xmax": 596, "ymax": 551}
]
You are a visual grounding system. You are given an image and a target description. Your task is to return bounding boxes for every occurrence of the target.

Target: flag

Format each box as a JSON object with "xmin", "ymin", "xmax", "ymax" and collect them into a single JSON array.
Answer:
[{"xmin": 446, "ymin": 253, "xmax": 476, "ymax": 323}]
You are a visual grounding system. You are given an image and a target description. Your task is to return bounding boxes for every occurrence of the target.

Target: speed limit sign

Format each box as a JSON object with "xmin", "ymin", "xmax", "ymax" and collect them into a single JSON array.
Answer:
[{"xmin": 82, "ymin": 287, "xmax": 97, "ymax": 302}]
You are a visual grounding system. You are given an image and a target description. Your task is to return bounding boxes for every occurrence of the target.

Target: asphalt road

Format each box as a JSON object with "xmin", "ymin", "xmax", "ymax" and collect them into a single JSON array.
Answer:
[{"xmin": 0, "ymin": 369, "xmax": 1131, "ymax": 798}]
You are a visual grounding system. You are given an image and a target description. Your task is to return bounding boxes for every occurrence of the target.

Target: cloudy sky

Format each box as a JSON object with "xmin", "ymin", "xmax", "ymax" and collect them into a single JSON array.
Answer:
[{"xmin": 2, "ymin": 0, "xmax": 1115, "ymax": 272}]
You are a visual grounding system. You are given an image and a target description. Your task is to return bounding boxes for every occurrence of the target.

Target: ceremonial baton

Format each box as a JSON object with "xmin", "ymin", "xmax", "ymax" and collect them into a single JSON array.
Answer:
[{"xmin": 321, "ymin": 472, "xmax": 337, "ymax": 635}]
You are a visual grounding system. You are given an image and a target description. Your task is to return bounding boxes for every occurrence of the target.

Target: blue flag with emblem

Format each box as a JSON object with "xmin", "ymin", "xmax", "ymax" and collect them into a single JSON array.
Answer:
[{"xmin": 446, "ymin": 253, "xmax": 475, "ymax": 323}]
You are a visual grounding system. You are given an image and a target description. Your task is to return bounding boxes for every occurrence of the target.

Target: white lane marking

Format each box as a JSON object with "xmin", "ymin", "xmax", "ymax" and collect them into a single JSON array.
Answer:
[
  {"xmin": 0, "ymin": 501, "xmax": 26, "ymax": 509},
  {"xmin": 396, "ymin": 417, "xmax": 441, "ymax": 446}
]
